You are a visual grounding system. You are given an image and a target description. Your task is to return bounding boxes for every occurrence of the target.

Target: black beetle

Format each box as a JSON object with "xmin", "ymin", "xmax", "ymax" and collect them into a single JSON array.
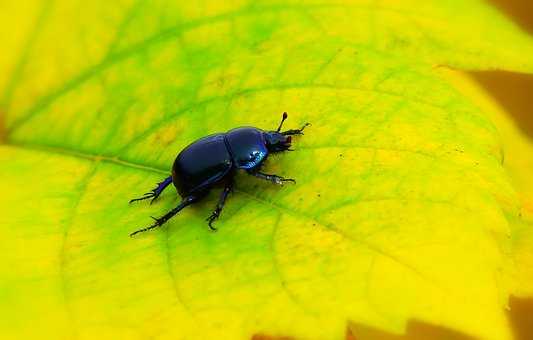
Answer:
[{"xmin": 129, "ymin": 112, "xmax": 309, "ymax": 236}]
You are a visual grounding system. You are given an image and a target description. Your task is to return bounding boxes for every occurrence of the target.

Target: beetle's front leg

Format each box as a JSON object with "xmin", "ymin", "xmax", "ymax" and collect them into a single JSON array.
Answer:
[
  {"xmin": 206, "ymin": 180, "xmax": 233, "ymax": 230},
  {"xmin": 281, "ymin": 122, "xmax": 311, "ymax": 136},
  {"xmin": 247, "ymin": 170, "xmax": 295, "ymax": 185}
]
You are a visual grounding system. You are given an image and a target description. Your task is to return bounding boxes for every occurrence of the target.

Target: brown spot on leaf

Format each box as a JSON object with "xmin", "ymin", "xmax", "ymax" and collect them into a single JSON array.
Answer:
[
  {"xmin": 507, "ymin": 295, "xmax": 533, "ymax": 340},
  {"xmin": 470, "ymin": 71, "xmax": 533, "ymax": 139},
  {"xmin": 251, "ymin": 334, "xmax": 295, "ymax": 340},
  {"xmin": 348, "ymin": 320, "xmax": 477, "ymax": 340},
  {"xmin": 0, "ymin": 110, "xmax": 5, "ymax": 142},
  {"xmin": 486, "ymin": 0, "xmax": 533, "ymax": 34}
]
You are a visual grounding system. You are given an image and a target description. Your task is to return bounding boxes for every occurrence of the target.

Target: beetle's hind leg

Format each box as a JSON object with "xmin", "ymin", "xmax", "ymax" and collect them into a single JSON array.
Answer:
[
  {"xmin": 129, "ymin": 176, "xmax": 172, "ymax": 204},
  {"xmin": 206, "ymin": 180, "xmax": 233, "ymax": 231},
  {"xmin": 130, "ymin": 195, "xmax": 198, "ymax": 237}
]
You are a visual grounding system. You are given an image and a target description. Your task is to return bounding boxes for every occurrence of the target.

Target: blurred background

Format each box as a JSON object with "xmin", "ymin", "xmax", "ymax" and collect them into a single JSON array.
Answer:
[
  {"xmin": 472, "ymin": 2, "xmax": 533, "ymax": 337},
  {"xmin": 473, "ymin": 0, "xmax": 533, "ymax": 138}
]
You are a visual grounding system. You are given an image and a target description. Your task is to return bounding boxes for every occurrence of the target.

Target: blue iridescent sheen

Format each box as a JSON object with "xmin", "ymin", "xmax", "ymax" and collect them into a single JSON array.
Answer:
[
  {"xmin": 225, "ymin": 127, "xmax": 268, "ymax": 169},
  {"xmin": 129, "ymin": 113, "xmax": 309, "ymax": 236}
]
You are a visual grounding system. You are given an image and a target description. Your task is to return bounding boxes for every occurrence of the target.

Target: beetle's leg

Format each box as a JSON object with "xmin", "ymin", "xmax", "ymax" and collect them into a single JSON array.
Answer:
[
  {"xmin": 129, "ymin": 176, "xmax": 173, "ymax": 204},
  {"xmin": 281, "ymin": 122, "xmax": 311, "ymax": 136},
  {"xmin": 247, "ymin": 170, "xmax": 295, "ymax": 185},
  {"xmin": 130, "ymin": 195, "xmax": 198, "ymax": 237},
  {"xmin": 206, "ymin": 181, "xmax": 233, "ymax": 231}
]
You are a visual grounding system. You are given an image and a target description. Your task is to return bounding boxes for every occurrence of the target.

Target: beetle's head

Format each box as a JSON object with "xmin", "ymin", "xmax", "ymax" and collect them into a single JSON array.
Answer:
[{"xmin": 264, "ymin": 131, "xmax": 292, "ymax": 152}]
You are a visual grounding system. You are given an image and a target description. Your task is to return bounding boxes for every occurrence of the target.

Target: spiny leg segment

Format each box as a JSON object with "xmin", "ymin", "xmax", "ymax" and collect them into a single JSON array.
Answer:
[
  {"xmin": 129, "ymin": 176, "xmax": 172, "ymax": 204},
  {"xmin": 130, "ymin": 195, "xmax": 198, "ymax": 237}
]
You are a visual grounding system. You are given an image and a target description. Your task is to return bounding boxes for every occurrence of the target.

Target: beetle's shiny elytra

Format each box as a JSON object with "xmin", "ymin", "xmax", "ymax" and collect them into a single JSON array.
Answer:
[{"xmin": 129, "ymin": 113, "xmax": 310, "ymax": 236}]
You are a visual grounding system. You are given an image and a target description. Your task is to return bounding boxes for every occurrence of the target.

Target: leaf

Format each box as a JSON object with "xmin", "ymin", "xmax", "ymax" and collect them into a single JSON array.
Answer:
[
  {"xmin": 441, "ymin": 69, "xmax": 533, "ymax": 299},
  {"xmin": 1, "ymin": 1, "xmax": 533, "ymax": 339}
]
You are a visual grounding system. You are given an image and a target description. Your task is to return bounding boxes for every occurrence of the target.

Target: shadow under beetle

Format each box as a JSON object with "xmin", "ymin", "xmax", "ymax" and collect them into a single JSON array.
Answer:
[{"xmin": 129, "ymin": 113, "xmax": 309, "ymax": 236}]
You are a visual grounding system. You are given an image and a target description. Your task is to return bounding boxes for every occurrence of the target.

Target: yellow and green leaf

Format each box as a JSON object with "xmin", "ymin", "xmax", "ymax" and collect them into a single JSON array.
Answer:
[{"xmin": 1, "ymin": 1, "xmax": 533, "ymax": 339}]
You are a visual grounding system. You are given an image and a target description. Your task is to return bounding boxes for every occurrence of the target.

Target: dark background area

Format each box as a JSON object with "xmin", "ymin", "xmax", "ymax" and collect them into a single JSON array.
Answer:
[
  {"xmin": 474, "ymin": 4, "xmax": 533, "ymax": 340},
  {"xmin": 472, "ymin": 0, "xmax": 533, "ymax": 138}
]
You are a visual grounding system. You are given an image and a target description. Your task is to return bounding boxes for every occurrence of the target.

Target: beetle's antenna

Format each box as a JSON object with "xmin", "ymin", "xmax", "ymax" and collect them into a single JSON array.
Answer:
[{"xmin": 277, "ymin": 112, "xmax": 288, "ymax": 132}]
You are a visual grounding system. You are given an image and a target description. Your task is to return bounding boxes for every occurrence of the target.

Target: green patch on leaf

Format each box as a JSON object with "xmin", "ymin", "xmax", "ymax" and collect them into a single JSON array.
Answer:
[{"xmin": 1, "ymin": 1, "xmax": 533, "ymax": 339}]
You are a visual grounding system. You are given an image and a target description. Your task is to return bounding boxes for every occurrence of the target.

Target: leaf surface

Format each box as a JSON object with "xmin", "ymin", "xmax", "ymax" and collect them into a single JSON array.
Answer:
[{"xmin": 1, "ymin": 1, "xmax": 533, "ymax": 339}]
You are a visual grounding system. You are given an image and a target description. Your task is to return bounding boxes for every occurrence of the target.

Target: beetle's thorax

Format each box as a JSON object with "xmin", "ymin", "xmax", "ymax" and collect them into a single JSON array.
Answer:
[{"xmin": 224, "ymin": 127, "xmax": 268, "ymax": 170}]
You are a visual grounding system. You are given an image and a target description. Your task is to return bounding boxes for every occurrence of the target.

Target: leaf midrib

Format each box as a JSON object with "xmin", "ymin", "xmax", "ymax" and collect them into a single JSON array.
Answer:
[{"xmin": 3, "ymin": 139, "xmax": 451, "ymax": 288}]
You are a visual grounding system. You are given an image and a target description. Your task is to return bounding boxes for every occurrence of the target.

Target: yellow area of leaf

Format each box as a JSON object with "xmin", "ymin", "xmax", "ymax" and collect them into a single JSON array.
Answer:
[
  {"xmin": 1, "ymin": 1, "xmax": 533, "ymax": 340},
  {"xmin": 441, "ymin": 69, "xmax": 533, "ymax": 299}
]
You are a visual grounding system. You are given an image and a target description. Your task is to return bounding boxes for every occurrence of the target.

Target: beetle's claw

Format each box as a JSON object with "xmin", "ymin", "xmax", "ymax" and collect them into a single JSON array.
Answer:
[
  {"xmin": 130, "ymin": 220, "xmax": 160, "ymax": 237},
  {"xmin": 273, "ymin": 176, "xmax": 295, "ymax": 185},
  {"xmin": 298, "ymin": 122, "xmax": 311, "ymax": 134},
  {"xmin": 206, "ymin": 212, "xmax": 220, "ymax": 231},
  {"xmin": 129, "ymin": 191, "xmax": 156, "ymax": 204}
]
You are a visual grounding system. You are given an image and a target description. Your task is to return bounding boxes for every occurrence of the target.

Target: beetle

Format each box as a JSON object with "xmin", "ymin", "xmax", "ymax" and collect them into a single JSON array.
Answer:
[{"xmin": 129, "ymin": 112, "xmax": 309, "ymax": 236}]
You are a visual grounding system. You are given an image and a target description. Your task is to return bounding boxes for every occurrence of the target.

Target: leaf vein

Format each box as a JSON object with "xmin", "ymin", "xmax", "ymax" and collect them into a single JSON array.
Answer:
[
  {"xmin": 0, "ymin": 0, "xmax": 53, "ymax": 110},
  {"xmin": 6, "ymin": 3, "xmax": 448, "ymax": 134},
  {"xmin": 119, "ymin": 82, "xmax": 455, "ymax": 153},
  {"xmin": 234, "ymin": 189, "xmax": 430, "ymax": 283},
  {"xmin": 269, "ymin": 212, "xmax": 319, "ymax": 315},
  {"xmin": 58, "ymin": 162, "xmax": 99, "ymax": 336}
]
